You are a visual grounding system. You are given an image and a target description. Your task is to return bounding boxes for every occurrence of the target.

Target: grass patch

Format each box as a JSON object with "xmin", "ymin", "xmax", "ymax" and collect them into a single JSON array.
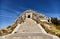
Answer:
[{"xmin": 38, "ymin": 21, "xmax": 60, "ymax": 38}]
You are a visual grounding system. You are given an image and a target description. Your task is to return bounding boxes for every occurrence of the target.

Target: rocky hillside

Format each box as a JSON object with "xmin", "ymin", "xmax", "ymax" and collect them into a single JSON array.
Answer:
[
  {"xmin": 16, "ymin": 10, "xmax": 50, "ymax": 24},
  {"xmin": 0, "ymin": 10, "xmax": 60, "ymax": 38}
]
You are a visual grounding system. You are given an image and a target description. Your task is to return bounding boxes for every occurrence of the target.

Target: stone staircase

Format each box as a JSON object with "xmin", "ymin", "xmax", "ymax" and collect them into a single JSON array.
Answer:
[{"xmin": 0, "ymin": 18, "xmax": 59, "ymax": 39}]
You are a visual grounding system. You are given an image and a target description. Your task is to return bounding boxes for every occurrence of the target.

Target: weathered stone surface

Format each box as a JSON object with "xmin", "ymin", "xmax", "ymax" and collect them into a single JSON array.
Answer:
[
  {"xmin": 0, "ymin": 10, "xmax": 59, "ymax": 39},
  {"xmin": 16, "ymin": 18, "xmax": 45, "ymax": 33},
  {"xmin": 7, "ymin": 36, "xmax": 52, "ymax": 39},
  {"xmin": 5, "ymin": 33, "xmax": 53, "ymax": 39},
  {"xmin": 4, "ymin": 18, "xmax": 59, "ymax": 39}
]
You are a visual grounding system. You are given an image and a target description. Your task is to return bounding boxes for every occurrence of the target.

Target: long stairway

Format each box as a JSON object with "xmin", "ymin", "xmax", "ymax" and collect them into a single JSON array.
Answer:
[{"xmin": 2, "ymin": 18, "xmax": 59, "ymax": 39}]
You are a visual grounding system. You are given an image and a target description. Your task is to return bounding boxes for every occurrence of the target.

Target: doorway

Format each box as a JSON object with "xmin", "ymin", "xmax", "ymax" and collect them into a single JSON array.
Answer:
[{"xmin": 28, "ymin": 15, "xmax": 30, "ymax": 18}]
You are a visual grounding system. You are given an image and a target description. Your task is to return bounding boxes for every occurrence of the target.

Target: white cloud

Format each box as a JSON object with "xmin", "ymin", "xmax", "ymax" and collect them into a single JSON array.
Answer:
[{"xmin": 0, "ymin": 15, "xmax": 17, "ymax": 18}]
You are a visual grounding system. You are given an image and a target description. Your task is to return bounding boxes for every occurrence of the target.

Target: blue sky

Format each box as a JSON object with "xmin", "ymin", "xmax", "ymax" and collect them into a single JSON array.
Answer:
[{"xmin": 0, "ymin": 0, "xmax": 60, "ymax": 29}]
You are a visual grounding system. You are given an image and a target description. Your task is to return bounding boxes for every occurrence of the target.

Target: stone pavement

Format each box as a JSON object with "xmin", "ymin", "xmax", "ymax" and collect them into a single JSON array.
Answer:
[
  {"xmin": 16, "ymin": 18, "xmax": 46, "ymax": 33},
  {"xmin": 0, "ymin": 18, "xmax": 59, "ymax": 39}
]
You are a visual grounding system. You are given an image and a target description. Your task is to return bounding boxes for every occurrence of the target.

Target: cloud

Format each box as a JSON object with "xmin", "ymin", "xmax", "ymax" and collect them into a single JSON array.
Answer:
[
  {"xmin": 0, "ymin": 6, "xmax": 26, "ymax": 19},
  {"xmin": 0, "ymin": 7, "xmax": 21, "ymax": 14},
  {"xmin": 0, "ymin": 15, "xmax": 17, "ymax": 18}
]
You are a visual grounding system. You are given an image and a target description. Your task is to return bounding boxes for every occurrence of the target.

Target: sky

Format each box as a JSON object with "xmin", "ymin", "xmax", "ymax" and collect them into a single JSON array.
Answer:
[{"xmin": 0, "ymin": 0, "xmax": 60, "ymax": 29}]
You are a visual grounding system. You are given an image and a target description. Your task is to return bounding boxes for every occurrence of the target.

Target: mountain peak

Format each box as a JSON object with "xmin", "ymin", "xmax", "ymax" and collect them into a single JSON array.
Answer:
[
  {"xmin": 16, "ymin": 10, "xmax": 51, "ymax": 24},
  {"xmin": 23, "ymin": 9, "xmax": 36, "ymax": 14}
]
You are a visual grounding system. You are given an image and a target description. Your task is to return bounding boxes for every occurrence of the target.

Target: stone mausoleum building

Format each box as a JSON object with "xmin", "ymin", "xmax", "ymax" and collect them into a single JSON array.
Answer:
[
  {"xmin": 17, "ymin": 10, "xmax": 51, "ymax": 24},
  {"xmin": 0, "ymin": 10, "xmax": 59, "ymax": 39}
]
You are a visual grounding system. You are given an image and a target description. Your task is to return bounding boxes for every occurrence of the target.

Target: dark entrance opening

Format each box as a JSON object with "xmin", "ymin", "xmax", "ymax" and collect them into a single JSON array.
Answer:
[
  {"xmin": 48, "ymin": 20, "xmax": 49, "ymax": 22},
  {"xmin": 28, "ymin": 15, "xmax": 30, "ymax": 18}
]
